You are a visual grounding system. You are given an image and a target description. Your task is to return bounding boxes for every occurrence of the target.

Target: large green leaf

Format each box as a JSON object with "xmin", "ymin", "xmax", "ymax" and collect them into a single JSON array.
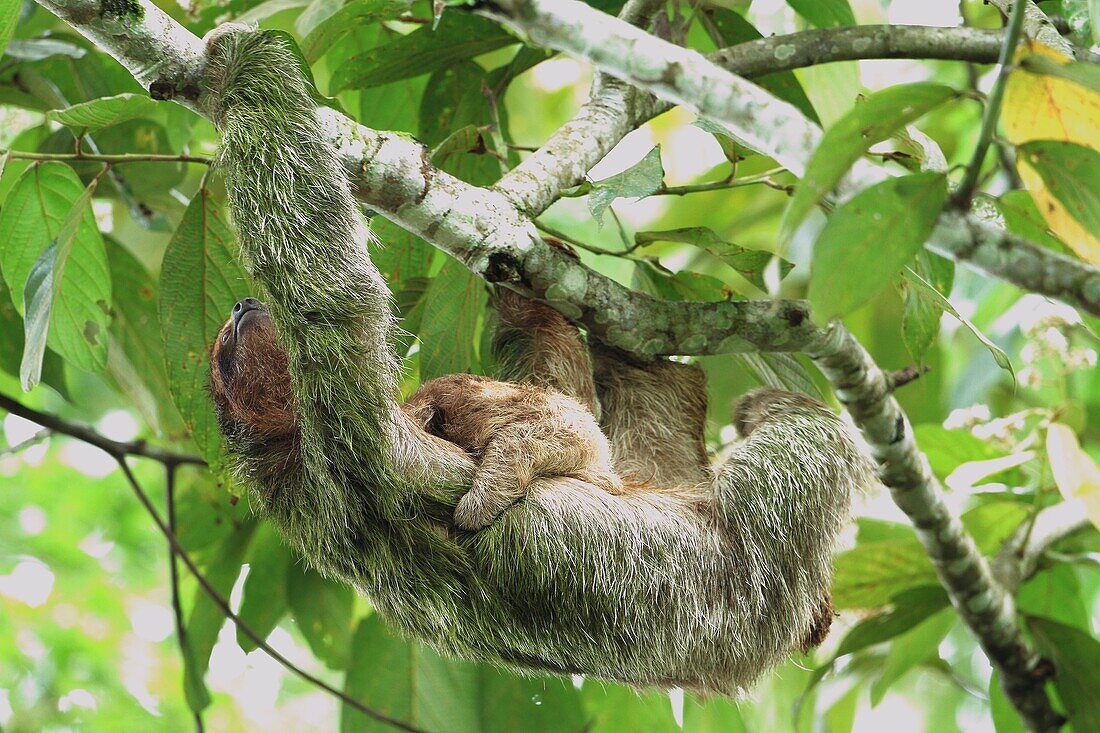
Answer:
[
  {"xmin": 0, "ymin": 0, "xmax": 18, "ymax": 58},
  {"xmin": 701, "ymin": 8, "xmax": 818, "ymax": 123},
  {"xmin": 808, "ymin": 172, "xmax": 948, "ymax": 320},
  {"xmin": 236, "ymin": 524, "xmax": 291, "ymax": 653},
  {"xmin": 286, "ymin": 563, "xmax": 356, "ymax": 669},
  {"xmin": 995, "ymin": 189, "xmax": 1072, "ymax": 255},
  {"xmin": 45, "ymin": 93, "xmax": 161, "ymax": 133},
  {"xmin": 832, "ymin": 539, "xmax": 936, "ymax": 610},
  {"xmin": 869, "ymin": 608, "xmax": 955, "ymax": 705},
  {"xmin": 582, "ymin": 684, "xmax": 679, "ymax": 733},
  {"xmin": 781, "ymin": 84, "xmax": 955, "ymax": 243},
  {"xmin": 1018, "ymin": 140, "xmax": 1100, "ymax": 237},
  {"xmin": 301, "ymin": 0, "xmax": 411, "ymax": 63},
  {"xmin": 183, "ymin": 519, "xmax": 257, "ymax": 713},
  {"xmin": 834, "ymin": 585, "xmax": 950, "ymax": 658},
  {"xmin": 786, "ymin": 0, "xmax": 855, "ymax": 27},
  {"xmin": 330, "ymin": 14, "xmax": 516, "ymax": 92},
  {"xmin": 588, "ymin": 146, "xmax": 664, "ymax": 225},
  {"xmin": 159, "ymin": 190, "xmax": 250, "ymax": 466},
  {"xmin": 1028, "ymin": 617, "xmax": 1100, "ymax": 731},
  {"xmin": 911, "ymin": 424, "xmax": 1007, "ymax": 481},
  {"xmin": 898, "ymin": 249, "xmax": 954, "ymax": 364},
  {"xmin": 0, "ymin": 163, "xmax": 110, "ymax": 384},
  {"xmin": 419, "ymin": 258, "xmax": 486, "ymax": 380},
  {"xmin": 105, "ymin": 238, "xmax": 181, "ymax": 435}
]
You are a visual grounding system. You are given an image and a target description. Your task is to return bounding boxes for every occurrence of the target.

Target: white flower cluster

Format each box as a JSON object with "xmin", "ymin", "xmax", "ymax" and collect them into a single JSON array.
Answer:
[{"xmin": 1015, "ymin": 303, "xmax": 1096, "ymax": 390}]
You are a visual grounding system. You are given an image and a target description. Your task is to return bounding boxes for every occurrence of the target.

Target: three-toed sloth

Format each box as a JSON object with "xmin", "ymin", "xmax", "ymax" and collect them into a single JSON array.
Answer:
[{"xmin": 203, "ymin": 26, "xmax": 873, "ymax": 695}]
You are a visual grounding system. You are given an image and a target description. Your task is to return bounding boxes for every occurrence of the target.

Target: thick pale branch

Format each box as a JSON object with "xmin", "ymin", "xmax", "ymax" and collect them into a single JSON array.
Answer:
[{"xmin": 806, "ymin": 327, "xmax": 1063, "ymax": 733}]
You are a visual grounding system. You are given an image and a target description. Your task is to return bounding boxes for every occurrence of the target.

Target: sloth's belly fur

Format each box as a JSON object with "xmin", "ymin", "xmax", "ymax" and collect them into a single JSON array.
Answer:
[{"xmin": 257, "ymin": 467, "xmax": 827, "ymax": 696}]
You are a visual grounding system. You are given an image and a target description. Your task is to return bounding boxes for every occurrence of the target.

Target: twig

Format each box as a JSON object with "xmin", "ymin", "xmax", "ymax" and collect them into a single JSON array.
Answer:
[
  {"xmin": 993, "ymin": 501, "xmax": 1092, "ymax": 593},
  {"xmin": 114, "ymin": 459, "xmax": 428, "ymax": 733},
  {"xmin": 954, "ymin": 0, "xmax": 1027, "ymax": 206},
  {"xmin": 1, "ymin": 149, "xmax": 213, "ymax": 165},
  {"xmin": 166, "ymin": 464, "xmax": 205, "ymax": 733},
  {"xmin": 0, "ymin": 393, "xmax": 205, "ymax": 467},
  {"xmin": 654, "ymin": 168, "xmax": 792, "ymax": 196},
  {"xmin": 0, "ymin": 428, "xmax": 51, "ymax": 458}
]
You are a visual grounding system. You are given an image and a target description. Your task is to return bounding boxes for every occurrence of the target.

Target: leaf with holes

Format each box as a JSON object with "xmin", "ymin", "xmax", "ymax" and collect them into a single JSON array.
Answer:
[
  {"xmin": 0, "ymin": 163, "xmax": 110, "ymax": 386},
  {"xmin": 809, "ymin": 172, "xmax": 947, "ymax": 320},
  {"xmin": 588, "ymin": 146, "xmax": 664, "ymax": 226},
  {"xmin": 159, "ymin": 190, "xmax": 250, "ymax": 466},
  {"xmin": 781, "ymin": 84, "xmax": 954, "ymax": 244}
]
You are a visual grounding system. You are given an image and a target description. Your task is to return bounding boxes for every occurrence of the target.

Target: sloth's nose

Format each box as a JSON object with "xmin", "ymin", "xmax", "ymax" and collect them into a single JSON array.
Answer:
[{"xmin": 231, "ymin": 297, "xmax": 261, "ymax": 325}]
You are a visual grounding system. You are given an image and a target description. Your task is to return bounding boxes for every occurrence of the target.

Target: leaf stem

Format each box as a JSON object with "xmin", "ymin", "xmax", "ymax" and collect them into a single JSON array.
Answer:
[
  {"xmin": 0, "ymin": 149, "xmax": 213, "ymax": 165},
  {"xmin": 954, "ymin": 0, "xmax": 1028, "ymax": 205}
]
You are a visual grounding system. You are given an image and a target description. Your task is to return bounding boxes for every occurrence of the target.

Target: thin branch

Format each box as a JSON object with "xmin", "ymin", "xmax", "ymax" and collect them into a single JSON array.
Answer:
[
  {"xmin": 955, "ymin": 0, "xmax": 1028, "ymax": 205},
  {"xmin": 0, "ymin": 393, "xmax": 205, "ymax": 466},
  {"xmin": 993, "ymin": 501, "xmax": 1093, "ymax": 593},
  {"xmin": 166, "ymin": 464, "xmax": 205, "ymax": 733},
  {"xmin": 113, "ymin": 459, "xmax": 428, "ymax": 733},
  {"xmin": 1, "ymin": 149, "xmax": 213, "ymax": 165}
]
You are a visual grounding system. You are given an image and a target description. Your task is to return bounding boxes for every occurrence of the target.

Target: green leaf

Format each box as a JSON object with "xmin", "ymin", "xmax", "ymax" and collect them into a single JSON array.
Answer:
[
  {"xmin": 105, "ymin": 238, "xmax": 181, "ymax": 435},
  {"xmin": 990, "ymin": 671, "xmax": 1028, "ymax": 733},
  {"xmin": 236, "ymin": 524, "xmax": 291, "ymax": 653},
  {"xmin": 419, "ymin": 259, "xmax": 486, "ymax": 380},
  {"xmin": 635, "ymin": 228, "xmax": 792, "ymax": 291},
  {"xmin": 808, "ymin": 172, "xmax": 948, "ymax": 320},
  {"xmin": 1028, "ymin": 617, "xmax": 1100, "ymax": 730},
  {"xmin": 963, "ymin": 501, "xmax": 1029, "ymax": 555},
  {"xmin": 479, "ymin": 667, "xmax": 587, "ymax": 733},
  {"xmin": 1017, "ymin": 564, "xmax": 1090, "ymax": 630},
  {"xmin": 835, "ymin": 586, "xmax": 950, "ymax": 657},
  {"xmin": 631, "ymin": 260, "xmax": 728, "ymax": 302},
  {"xmin": 286, "ymin": 563, "xmax": 356, "ymax": 669},
  {"xmin": 582, "ymin": 684, "xmax": 679, "ymax": 733},
  {"xmin": 0, "ymin": 163, "xmax": 110, "ymax": 384},
  {"xmin": 1019, "ymin": 54, "xmax": 1100, "ymax": 93},
  {"xmin": 700, "ymin": 9, "xmax": 819, "ymax": 124},
  {"xmin": 0, "ymin": 0, "xmax": 18, "ymax": 58},
  {"xmin": 183, "ymin": 519, "xmax": 257, "ymax": 713},
  {"xmin": 4, "ymin": 38, "xmax": 86, "ymax": 61},
  {"xmin": 832, "ymin": 539, "xmax": 937, "ymax": 610},
  {"xmin": 786, "ymin": 0, "xmax": 855, "ymax": 27},
  {"xmin": 995, "ymin": 189, "xmax": 1072, "ymax": 255},
  {"xmin": 45, "ymin": 93, "xmax": 161, "ymax": 134},
  {"xmin": 911, "ymin": 424, "xmax": 1007, "ymax": 481},
  {"xmin": 159, "ymin": 189, "xmax": 250, "ymax": 466},
  {"xmin": 903, "ymin": 266, "xmax": 1015, "ymax": 381},
  {"xmin": 869, "ymin": 608, "xmax": 954, "ymax": 705},
  {"xmin": 20, "ymin": 174, "xmax": 103, "ymax": 389},
  {"xmin": 781, "ymin": 84, "xmax": 955, "ymax": 243},
  {"xmin": 588, "ymin": 146, "xmax": 664, "ymax": 225},
  {"xmin": 330, "ymin": 14, "xmax": 516, "ymax": 92},
  {"xmin": 899, "ymin": 249, "xmax": 954, "ymax": 363},
  {"xmin": 342, "ymin": 614, "xmax": 480, "ymax": 733},
  {"xmin": 301, "ymin": 0, "xmax": 411, "ymax": 63},
  {"xmin": 1018, "ymin": 140, "xmax": 1100, "ymax": 237},
  {"xmin": 683, "ymin": 696, "xmax": 749, "ymax": 733},
  {"xmin": 735, "ymin": 352, "xmax": 821, "ymax": 397}
]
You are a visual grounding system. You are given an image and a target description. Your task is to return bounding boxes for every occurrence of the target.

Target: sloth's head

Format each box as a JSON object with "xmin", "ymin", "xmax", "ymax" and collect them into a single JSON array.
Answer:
[{"xmin": 209, "ymin": 298, "xmax": 296, "ymax": 438}]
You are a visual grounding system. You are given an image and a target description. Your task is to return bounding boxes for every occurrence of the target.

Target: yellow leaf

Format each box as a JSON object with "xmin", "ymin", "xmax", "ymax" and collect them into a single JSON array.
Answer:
[
  {"xmin": 1046, "ymin": 423, "xmax": 1100, "ymax": 529},
  {"xmin": 1003, "ymin": 41, "xmax": 1100, "ymax": 263}
]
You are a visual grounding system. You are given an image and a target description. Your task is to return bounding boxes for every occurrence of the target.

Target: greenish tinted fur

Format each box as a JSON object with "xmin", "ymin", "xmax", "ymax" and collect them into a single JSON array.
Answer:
[{"xmin": 202, "ymin": 27, "xmax": 871, "ymax": 694}]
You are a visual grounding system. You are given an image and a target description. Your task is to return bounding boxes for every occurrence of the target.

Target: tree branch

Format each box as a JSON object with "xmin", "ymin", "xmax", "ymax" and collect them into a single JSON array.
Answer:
[
  {"xmin": 709, "ymin": 24, "xmax": 1005, "ymax": 78},
  {"xmin": 805, "ymin": 325, "xmax": 1064, "ymax": 732},
  {"xmin": 0, "ymin": 393, "xmax": 205, "ymax": 466},
  {"xmin": 165, "ymin": 464, "xmax": 205, "ymax": 733}
]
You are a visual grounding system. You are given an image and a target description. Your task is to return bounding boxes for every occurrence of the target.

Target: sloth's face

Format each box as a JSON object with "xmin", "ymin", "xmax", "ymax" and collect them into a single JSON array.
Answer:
[{"xmin": 209, "ymin": 298, "xmax": 296, "ymax": 438}]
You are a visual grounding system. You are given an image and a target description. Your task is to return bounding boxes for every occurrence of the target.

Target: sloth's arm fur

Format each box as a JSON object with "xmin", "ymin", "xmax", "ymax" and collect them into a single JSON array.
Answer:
[{"xmin": 202, "ymin": 27, "xmax": 873, "ymax": 695}]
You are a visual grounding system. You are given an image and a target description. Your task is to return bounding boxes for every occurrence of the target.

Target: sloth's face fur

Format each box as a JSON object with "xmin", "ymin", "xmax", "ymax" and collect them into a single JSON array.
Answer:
[{"xmin": 209, "ymin": 299, "xmax": 296, "ymax": 439}]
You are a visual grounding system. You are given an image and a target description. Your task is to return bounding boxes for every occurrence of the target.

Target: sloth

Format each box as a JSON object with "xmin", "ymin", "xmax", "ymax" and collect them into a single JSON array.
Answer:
[{"xmin": 201, "ymin": 26, "xmax": 874, "ymax": 695}]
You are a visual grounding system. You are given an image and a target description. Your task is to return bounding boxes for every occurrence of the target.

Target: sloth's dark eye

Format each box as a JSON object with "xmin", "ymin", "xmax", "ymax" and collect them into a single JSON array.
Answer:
[{"xmin": 221, "ymin": 331, "xmax": 231, "ymax": 344}]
